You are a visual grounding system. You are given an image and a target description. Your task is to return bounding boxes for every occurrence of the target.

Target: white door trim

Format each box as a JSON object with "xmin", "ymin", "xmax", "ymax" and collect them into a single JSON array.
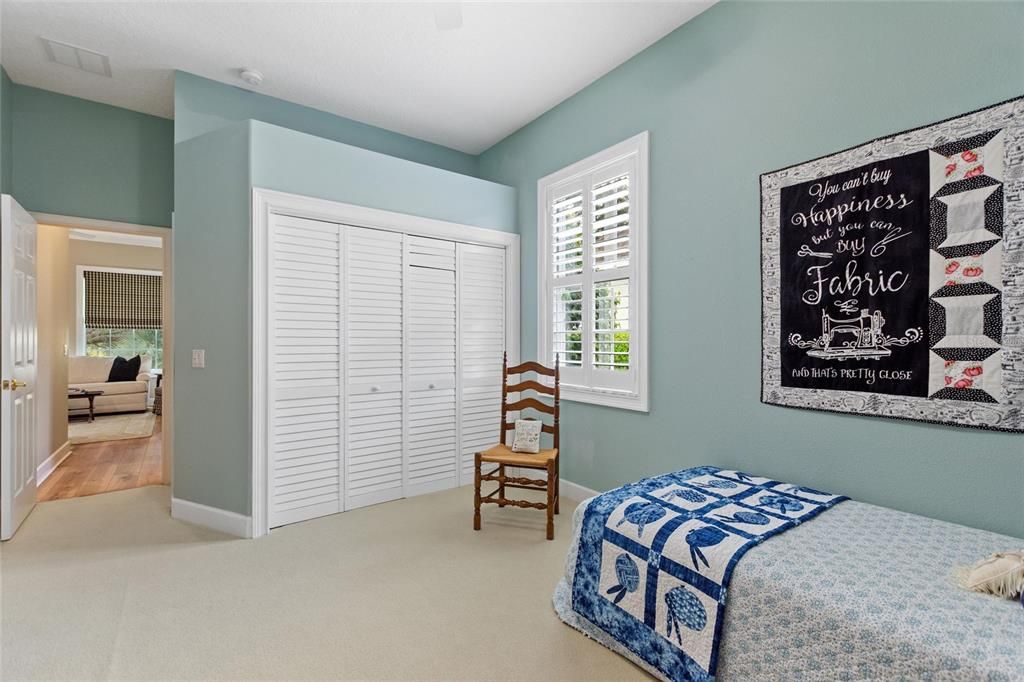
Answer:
[
  {"xmin": 30, "ymin": 212, "xmax": 175, "ymax": 490},
  {"xmin": 251, "ymin": 187, "xmax": 520, "ymax": 538}
]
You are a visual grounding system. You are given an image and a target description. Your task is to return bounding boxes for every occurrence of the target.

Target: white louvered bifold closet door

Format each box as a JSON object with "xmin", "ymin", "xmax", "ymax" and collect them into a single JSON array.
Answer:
[
  {"xmin": 268, "ymin": 215, "xmax": 343, "ymax": 528},
  {"xmin": 404, "ymin": 237, "xmax": 459, "ymax": 497},
  {"xmin": 457, "ymin": 243, "xmax": 506, "ymax": 485},
  {"xmin": 345, "ymin": 227, "xmax": 405, "ymax": 509}
]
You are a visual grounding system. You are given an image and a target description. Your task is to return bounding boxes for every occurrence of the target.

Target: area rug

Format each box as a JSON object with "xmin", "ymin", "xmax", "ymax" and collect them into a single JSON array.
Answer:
[{"xmin": 69, "ymin": 412, "xmax": 156, "ymax": 445}]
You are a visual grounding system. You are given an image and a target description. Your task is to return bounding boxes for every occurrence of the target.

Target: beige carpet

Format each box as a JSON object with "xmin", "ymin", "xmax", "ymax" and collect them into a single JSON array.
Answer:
[
  {"xmin": 0, "ymin": 485, "xmax": 646, "ymax": 681},
  {"xmin": 68, "ymin": 411, "xmax": 156, "ymax": 444}
]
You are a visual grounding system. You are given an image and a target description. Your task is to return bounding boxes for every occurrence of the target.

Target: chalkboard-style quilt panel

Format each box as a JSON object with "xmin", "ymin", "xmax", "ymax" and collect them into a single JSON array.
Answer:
[{"xmin": 761, "ymin": 96, "xmax": 1024, "ymax": 431}]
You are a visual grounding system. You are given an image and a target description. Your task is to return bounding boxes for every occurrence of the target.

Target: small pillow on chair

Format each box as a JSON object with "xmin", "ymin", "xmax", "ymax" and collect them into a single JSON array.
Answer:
[
  {"xmin": 107, "ymin": 355, "xmax": 142, "ymax": 382},
  {"xmin": 511, "ymin": 419, "xmax": 542, "ymax": 454}
]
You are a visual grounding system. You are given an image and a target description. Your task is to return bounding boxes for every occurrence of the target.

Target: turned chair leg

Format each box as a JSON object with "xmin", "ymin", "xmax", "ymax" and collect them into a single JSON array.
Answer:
[
  {"xmin": 545, "ymin": 459, "xmax": 555, "ymax": 541},
  {"xmin": 473, "ymin": 453, "xmax": 482, "ymax": 531},
  {"xmin": 498, "ymin": 464, "xmax": 506, "ymax": 507},
  {"xmin": 554, "ymin": 457, "xmax": 560, "ymax": 515}
]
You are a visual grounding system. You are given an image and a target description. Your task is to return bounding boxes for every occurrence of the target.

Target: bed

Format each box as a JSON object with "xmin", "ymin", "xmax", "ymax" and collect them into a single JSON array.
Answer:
[{"xmin": 554, "ymin": 467, "xmax": 1023, "ymax": 681}]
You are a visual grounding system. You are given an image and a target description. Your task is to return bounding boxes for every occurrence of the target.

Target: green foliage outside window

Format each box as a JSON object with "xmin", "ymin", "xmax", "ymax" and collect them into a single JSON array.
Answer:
[
  {"xmin": 86, "ymin": 328, "xmax": 163, "ymax": 368},
  {"xmin": 559, "ymin": 284, "xmax": 630, "ymax": 370}
]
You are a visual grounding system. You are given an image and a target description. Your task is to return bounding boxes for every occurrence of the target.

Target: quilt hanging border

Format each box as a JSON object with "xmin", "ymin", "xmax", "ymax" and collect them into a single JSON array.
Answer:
[{"xmin": 761, "ymin": 95, "xmax": 1024, "ymax": 432}]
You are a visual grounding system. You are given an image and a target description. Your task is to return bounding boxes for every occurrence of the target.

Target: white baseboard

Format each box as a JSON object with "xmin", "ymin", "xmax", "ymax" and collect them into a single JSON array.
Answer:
[
  {"xmin": 559, "ymin": 478, "xmax": 599, "ymax": 502},
  {"xmin": 37, "ymin": 441, "xmax": 72, "ymax": 484},
  {"xmin": 171, "ymin": 497, "xmax": 252, "ymax": 538}
]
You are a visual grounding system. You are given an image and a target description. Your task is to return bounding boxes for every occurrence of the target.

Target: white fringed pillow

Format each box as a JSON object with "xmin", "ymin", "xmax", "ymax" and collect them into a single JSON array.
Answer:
[
  {"xmin": 955, "ymin": 551, "xmax": 1024, "ymax": 599},
  {"xmin": 511, "ymin": 419, "xmax": 542, "ymax": 454}
]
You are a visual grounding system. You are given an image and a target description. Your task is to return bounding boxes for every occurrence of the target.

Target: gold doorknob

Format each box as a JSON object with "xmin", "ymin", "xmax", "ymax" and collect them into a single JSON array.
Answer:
[{"xmin": 2, "ymin": 379, "xmax": 27, "ymax": 390}]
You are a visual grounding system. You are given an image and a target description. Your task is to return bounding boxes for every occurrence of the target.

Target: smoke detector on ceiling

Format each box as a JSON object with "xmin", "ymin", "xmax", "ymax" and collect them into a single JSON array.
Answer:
[
  {"xmin": 41, "ymin": 37, "xmax": 112, "ymax": 77},
  {"xmin": 239, "ymin": 68, "xmax": 264, "ymax": 87}
]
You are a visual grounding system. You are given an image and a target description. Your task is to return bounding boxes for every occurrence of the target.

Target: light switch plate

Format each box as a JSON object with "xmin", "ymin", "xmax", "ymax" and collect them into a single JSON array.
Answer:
[{"xmin": 191, "ymin": 349, "xmax": 205, "ymax": 368}]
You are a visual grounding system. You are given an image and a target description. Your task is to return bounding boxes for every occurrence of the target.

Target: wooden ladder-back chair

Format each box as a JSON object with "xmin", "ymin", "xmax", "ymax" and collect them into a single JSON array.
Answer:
[{"xmin": 474, "ymin": 353, "xmax": 560, "ymax": 540}]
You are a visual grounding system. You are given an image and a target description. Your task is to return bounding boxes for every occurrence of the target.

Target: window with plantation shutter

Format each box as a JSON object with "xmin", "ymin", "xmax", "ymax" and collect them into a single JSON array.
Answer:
[{"xmin": 538, "ymin": 132, "xmax": 648, "ymax": 411}]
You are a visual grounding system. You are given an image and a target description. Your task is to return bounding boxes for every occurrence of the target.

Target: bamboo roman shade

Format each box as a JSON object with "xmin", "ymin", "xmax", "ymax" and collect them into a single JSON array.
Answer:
[{"xmin": 83, "ymin": 270, "xmax": 162, "ymax": 329}]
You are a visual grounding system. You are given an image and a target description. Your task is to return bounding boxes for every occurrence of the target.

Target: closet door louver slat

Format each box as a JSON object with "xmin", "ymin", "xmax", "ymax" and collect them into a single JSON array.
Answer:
[
  {"xmin": 345, "ymin": 227, "xmax": 405, "ymax": 510},
  {"xmin": 269, "ymin": 215, "xmax": 343, "ymax": 528},
  {"xmin": 405, "ymin": 237, "xmax": 459, "ymax": 497},
  {"xmin": 458, "ymin": 243, "xmax": 506, "ymax": 485}
]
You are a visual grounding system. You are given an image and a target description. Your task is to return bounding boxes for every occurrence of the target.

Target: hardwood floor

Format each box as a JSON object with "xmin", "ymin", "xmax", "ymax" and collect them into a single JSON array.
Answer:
[{"xmin": 37, "ymin": 417, "xmax": 164, "ymax": 502}]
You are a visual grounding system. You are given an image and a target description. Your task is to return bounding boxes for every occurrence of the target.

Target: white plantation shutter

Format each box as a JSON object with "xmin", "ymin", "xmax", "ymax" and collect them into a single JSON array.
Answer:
[
  {"xmin": 593, "ymin": 279, "xmax": 630, "ymax": 370},
  {"xmin": 552, "ymin": 190, "xmax": 584, "ymax": 278},
  {"xmin": 591, "ymin": 174, "xmax": 630, "ymax": 271},
  {"xmin": 539, "ymin": 133, "xmax": 648, "ymax": 410},
  {"xmin": 344, "ymin": 227, "xmax": 405, "ymax": 509},
  {"xmin": 268, "ymin": 215, "xmax": 343, "ymax": 527},
  {"xmin": 405, "ymin": 237, "xmax": 458, "ymax": 496},
  {"xmin": 458, "ymin": 243, "xmax": 505, "ymax": 484},
  {"xmin": 553, "ymin": 284, "xmax": 583, "ymax": 368}
]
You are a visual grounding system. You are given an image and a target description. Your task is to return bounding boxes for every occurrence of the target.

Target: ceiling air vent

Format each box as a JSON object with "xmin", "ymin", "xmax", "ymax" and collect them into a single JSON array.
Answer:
[{"xmin": 41, "ymin": 37, "xmax": 112, "ymax": 77}]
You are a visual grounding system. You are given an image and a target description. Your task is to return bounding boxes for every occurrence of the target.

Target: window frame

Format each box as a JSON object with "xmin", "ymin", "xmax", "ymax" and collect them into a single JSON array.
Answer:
[
  {"xmin": 537, "ymin": 132, "xmax": 649, "ymax": 412},
  {"xmin": 76, "ymin": 265, "xmax": 164, "ymax": 367}
]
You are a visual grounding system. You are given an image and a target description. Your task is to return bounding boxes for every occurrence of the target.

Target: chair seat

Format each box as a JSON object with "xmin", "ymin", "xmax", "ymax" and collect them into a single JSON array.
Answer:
[{"xmin": 478, "ymin": 443, "xmax": 558, "ymax": 468}]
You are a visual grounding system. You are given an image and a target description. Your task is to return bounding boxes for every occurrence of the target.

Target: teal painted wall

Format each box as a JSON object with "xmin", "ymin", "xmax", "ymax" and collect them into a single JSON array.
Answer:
[
  {"xmin": 172, "ymin": 122, "xmax": 252, "ymax": 514},
  {"xmin": 478, "ymin": 1, "xmax": 1024, "ymax": 537},
  {"xmin": 175, "ymin": 71, "xmax": 477, "ymax": 176},
  {"xmin": 10, "ymin": 85, "xmax": 173, "ymax": 226},
  {"xmin": 172, "ymin": 120, "xmax": 515, "ymax": 513},
  {"xmin": 250, "ymin": 121, "xmax": 515, "ymax": 231},
  {"xmin": 1, "ymin": 68, "xmax": 12, "ymax": 194}
]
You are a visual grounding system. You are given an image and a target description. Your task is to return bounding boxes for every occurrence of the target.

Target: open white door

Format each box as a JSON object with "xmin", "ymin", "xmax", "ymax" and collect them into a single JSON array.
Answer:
[{"xmin": 1, "ymin": 195, "xmax": 39, "ymax": 540}]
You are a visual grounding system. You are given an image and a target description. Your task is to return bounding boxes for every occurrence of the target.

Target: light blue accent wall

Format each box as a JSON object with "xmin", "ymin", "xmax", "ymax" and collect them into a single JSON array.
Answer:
[
  {"xmin": 172, "ymin": 119, "xmax": 515, "ymax": 514},
  {"xmin": 172, "ymin": 122, "xmax": 252, "ymax": 514},
  {"xmin": 9, "ymin": 84, "xmax": 173, "ymax": 226},
  {"xmin": 1, "ymin": 68, "xmax": 13, "ymax": 194},
  {"xmin": 477, "ymin": 1, "xmax": 1024, "ymax": 537},
  {"xmin": 175, "ymin": 71, "xmax": 478, "ymax": 176},
  {"xmin": 250, "ymin": 121, "xmax": 515, "ymax": 231}
]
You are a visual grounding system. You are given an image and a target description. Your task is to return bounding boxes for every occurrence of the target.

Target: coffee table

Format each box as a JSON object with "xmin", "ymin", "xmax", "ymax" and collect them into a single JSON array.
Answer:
[{"xmin": 68, "ymin": 389, "xmax": 104, "ymax": 422}]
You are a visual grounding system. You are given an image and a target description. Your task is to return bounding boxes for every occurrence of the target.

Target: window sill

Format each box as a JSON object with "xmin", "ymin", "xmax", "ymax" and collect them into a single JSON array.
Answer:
[{"xmin": 560, "ymin": 385, "xmax": 648, "ymax": 412}]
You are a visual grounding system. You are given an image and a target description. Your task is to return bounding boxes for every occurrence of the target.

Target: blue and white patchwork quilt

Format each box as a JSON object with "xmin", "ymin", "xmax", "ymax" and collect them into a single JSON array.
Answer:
[{"xmin": 563, "ymin": 466, "xmax": 847, "ymax": 681}]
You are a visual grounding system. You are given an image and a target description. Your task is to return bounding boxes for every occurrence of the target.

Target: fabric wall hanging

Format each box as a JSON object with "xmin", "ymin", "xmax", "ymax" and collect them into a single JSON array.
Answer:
[
  {"xmin": 761, "ymin": 96, "xmax": 1024, "ymax": 432},
  {"xmin": 84, "ymin": 270, "xmax": 162, "ymax": 330}
]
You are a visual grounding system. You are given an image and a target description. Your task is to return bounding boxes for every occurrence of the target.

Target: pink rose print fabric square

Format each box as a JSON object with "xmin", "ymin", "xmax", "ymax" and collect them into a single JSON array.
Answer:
[
  {"xmin": 928, "ymin": 130, "xmax": 1004, "ymax": 197},
  {"xmin": 942, "ymin": 360, "xmax": 986, "ymax": 391},
  {"xmin": 942, "ymin": 255, "xmax": 985, "ymax": 286}
]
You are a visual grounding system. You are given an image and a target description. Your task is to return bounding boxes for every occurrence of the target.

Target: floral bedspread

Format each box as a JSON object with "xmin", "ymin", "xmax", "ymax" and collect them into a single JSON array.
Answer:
[
  {"xmin": 557, "ymin": 466, "xmax": 847, "ymax": 681},
  {"xmin": 555, "ymin": 467, "xmax": 1024, "ymax": 681}
]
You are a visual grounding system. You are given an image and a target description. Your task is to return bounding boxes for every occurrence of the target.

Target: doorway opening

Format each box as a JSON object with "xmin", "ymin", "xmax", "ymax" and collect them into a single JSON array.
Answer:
[{"xmin": 34, "ymin": 216, "xmax": 172, "ymax": 503}]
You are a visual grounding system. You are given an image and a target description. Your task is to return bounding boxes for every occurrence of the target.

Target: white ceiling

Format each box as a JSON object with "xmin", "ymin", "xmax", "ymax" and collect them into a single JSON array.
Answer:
[{"xmin": 1, "ymin": 1, "xmax": 712, "ymax": 153}]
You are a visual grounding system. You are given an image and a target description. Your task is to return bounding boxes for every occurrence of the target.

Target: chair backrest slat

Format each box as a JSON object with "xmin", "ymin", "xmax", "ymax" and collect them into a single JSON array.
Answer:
[
  {"xmin": 505, "ymin": 379, "xmax": 555, "ymax": 396},
  {"xmin": 506, "ymin": 360, "xmax": 556, "ymax": 377},
  {"xmin": 498, "ymin": 352, "xmax": 560, "ymax": 448},
  {"xmin": 505, "ymin": 397, "xmax": 555, "ymax": 414}
]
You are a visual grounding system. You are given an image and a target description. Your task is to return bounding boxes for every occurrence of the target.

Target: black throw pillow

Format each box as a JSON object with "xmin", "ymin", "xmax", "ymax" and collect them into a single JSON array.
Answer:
[{"xmin": 107, "ymin": 355, "xmax": 142, "ymax": 382}]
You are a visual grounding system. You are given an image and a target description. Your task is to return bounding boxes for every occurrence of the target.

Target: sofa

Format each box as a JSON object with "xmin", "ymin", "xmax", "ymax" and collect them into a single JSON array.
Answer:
[{"xmin": 68, "ymin": 355, "xmax": 152, "ymax": 416}]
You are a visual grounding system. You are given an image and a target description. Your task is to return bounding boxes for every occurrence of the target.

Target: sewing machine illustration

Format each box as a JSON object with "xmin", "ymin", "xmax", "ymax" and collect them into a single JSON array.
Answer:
[{"xmin": 788, "ymin": 307, "xmax": 922, "ymax": 360}]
